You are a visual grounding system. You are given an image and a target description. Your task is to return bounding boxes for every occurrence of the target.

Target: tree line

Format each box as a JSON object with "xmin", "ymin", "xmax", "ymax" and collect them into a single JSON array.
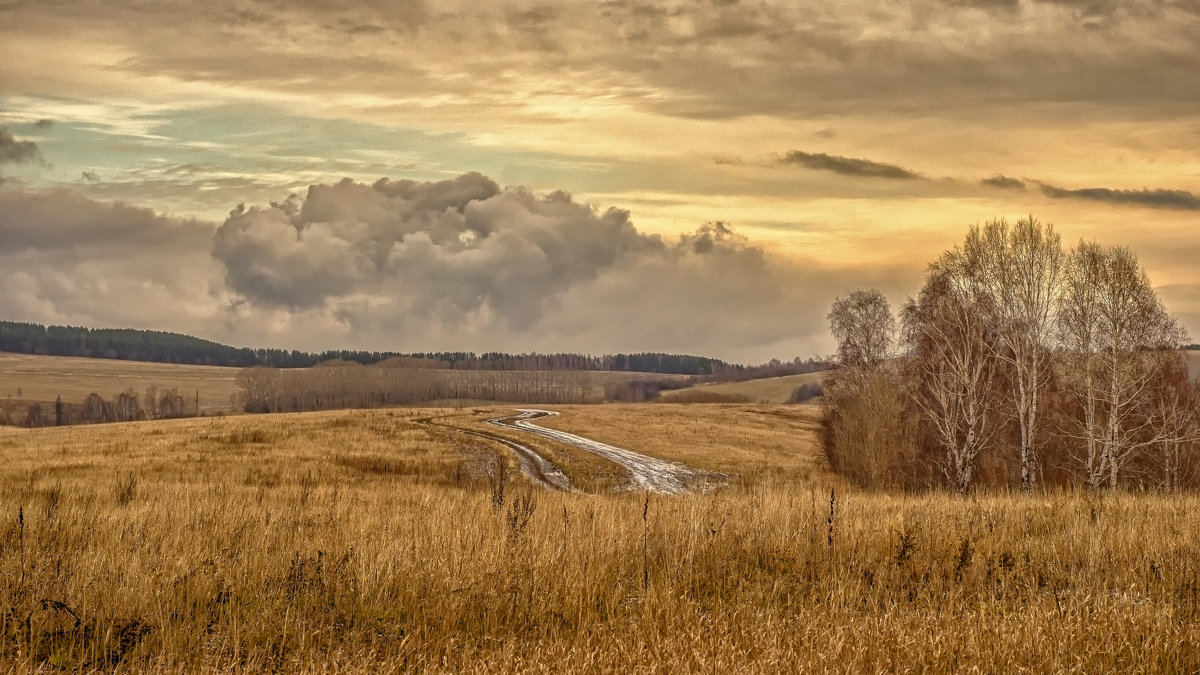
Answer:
[
  {"xmin": 234, "ymin": 363, "xmax": 610, "ymax": 413},
  {"xmin": 3, "ymin": 386, "xmax": 198, "ymax": 428},
  {"xmin": 0, "ymin": 322, "xmax": 260, "ymax": 366},
  {"xmin": 825, "ymin": 216, "xmax": 1199, "ymax": 493},
  {"xmin": 1, "ymin": 320, "xmax": 795, "ymax": 376}
]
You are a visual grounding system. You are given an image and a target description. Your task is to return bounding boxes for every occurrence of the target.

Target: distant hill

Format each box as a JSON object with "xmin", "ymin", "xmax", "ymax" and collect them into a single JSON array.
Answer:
[
  {"xmin": 657, "ymin": 371, "xmax": 825, "ymax": 404},
  {"xmin": 0, "ymin": 319, "xmax": 742, "ymax": 376},
  {"xmin": 0, "ymin": 321, "xmax": 259, "ymax": 367}
]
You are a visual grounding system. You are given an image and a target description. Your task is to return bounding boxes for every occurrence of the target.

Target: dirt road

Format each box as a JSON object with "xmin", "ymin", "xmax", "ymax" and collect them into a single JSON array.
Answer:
[
  {"xmin": 487, "ymin": 409, "xmax": 715, "ymax": 494},
  {"xmin": 418, "ymin": 417, "xmax": 574, "ymax": 492}
]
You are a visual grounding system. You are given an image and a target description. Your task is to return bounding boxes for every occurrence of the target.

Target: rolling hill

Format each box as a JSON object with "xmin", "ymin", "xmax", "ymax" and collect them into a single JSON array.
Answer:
[{"xmin": 656, "ymin": 371, "xmax": 824, "ymax": 404}]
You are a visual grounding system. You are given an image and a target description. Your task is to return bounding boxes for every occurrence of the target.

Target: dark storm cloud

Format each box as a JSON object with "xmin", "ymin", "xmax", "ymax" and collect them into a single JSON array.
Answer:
[
  {"xmin": 982, "ymin": 175, "xmax": 1026, "ymax": 190},
  {"xmin": 1040, "ymin": 184, "xmax": 1200, "ymax": 210},
  {"xmin": 779, "ymin": 150, "xmax": 923, "ymax": 180},
  {"xmin": 0, "ymin": 128, "xmax": 42, "ymax": 165}
]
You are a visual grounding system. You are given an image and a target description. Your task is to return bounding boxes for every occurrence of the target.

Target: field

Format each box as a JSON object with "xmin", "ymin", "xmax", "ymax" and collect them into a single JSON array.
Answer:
[
  {"xmin": 656, "ymin": 371, "xmax": 824, "ymax": 403},
  {"xmin": 0, "ymin": 352, "xmax": 695, "ymax": 419},
  {"xmin": 0, "ymin": 353, "xmax": 240, "ymax": 413},
  {"xmin": 2, "ymin": 403, "xmax": 1199, "ymax": 672}
]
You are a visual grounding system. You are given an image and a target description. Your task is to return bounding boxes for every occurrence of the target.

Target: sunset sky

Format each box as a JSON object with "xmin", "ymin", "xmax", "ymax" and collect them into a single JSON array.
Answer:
[{"xmin": 1, "ymin": 0, "xmax": 1198, "ymax": 362}]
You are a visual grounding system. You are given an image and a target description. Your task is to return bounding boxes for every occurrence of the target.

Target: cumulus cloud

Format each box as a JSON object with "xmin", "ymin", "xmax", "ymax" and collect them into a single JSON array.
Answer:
[
  {"xmin": 1040, "ymin": 184, "xmax": 1200, "ymax": 210},
  {"xmin": 206, "ymin": 173, "xmax": 887, "ymax": 359},
  {"xmin": 982, "ymin": 175, "xmax": 1026, "ymax": 190},
  {"xmin": 212, "ymin": 173, "xmax": 661, "ymax": 326},
  {"xmin": 0, "ymin": 175, "xmax": 919, "ymax": 361},
  {"xmin": 0, "ymin": 128, "xmax": 41, "ymax": 165},
  {"xmin": 779, "ymin": 150, "xmax": 922, "ymax": 180}
]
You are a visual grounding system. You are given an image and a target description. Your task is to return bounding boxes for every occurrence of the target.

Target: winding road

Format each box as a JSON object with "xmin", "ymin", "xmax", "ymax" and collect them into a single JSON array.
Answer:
[
  {"xmin": 424, "ymin": 419, "xmax": 575, "ymax": 492},
  {"xmin": 486, "ymin": 409, "xmax": 713, "ymax": 494}
]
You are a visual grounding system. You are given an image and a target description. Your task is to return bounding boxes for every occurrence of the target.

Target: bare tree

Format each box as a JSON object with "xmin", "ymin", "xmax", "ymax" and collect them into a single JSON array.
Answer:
[
  {"xmin": 828, "ymin": 289, "xmax": 895, "ymax": 369},
  {"xmin": 902, "ymin": 252, "xmax": 1002, "ymax": 493},
  {"xmin": 1145, "ymin": 356, "xmax": 1200, "ymax": 492},
  {"xmin": 1058, "ymin": 242, "xmax": 1187, "ymax": 490},
  {"xmin": 963, "ymin": 216, "xmax": 1064, "ymax": 491},
  {"xmin": 823, "ymin": 290, "xmax": 916, "ymax": 488}
]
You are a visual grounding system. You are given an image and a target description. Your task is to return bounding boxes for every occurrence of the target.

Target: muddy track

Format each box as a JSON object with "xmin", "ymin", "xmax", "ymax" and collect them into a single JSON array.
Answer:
[
  {"xmin": 487, "ymin": 409, "xmax": 717, "ymax": 495},
  {"xmin": 418, "ymin": 417, "xmax": 574, "ymax": 492}
]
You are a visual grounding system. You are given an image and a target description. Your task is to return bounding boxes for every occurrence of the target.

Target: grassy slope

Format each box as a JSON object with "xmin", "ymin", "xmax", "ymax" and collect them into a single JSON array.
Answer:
[
  {"xmin": 2, "ymin": 407, "xmax": 1199, "ymax": 671},
  {"xmin": 0, "ymin": 352, "xmax": 240, "ymax": 412},
  {"xmin": 531, "ymin": 403, "xmax": 827, "ymax": 485},
  {"xmin": 656, "ymin": 371, "xmax": 824, "ymax": 404},
  {"xmin": 0, "ymin": 352, "xmax": 693, "ymax": 415}
]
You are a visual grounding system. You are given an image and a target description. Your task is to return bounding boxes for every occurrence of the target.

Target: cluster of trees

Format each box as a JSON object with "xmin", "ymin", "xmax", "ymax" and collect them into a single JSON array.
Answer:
[
  {"xmin": 235, "ymin": 362, "xmax": 607, "ymax": 413},
  {"xmin": 7, "ymin": 386, "xmax": 196, "ymax": 428},
  {"xmin": 825, "ymin": 216, "xmax": 1198, "ymax": 493}
]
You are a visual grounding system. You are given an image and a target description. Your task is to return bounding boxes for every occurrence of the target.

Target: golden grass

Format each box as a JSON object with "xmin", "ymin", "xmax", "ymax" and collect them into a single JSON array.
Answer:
[
  {"xmin": 529, "ymin": 403, "xmax": 829, "ymax": 487},
  {"xmin": 657, "ymin": 372, "xmax": 824, "ymax": 404},
  {"xmin": 0, "ymin": 352, "xmax": 694, "ymax": 416},
  {"xmin": 1, "ymin": 406, "xmax": 1198, "ymax": 672},
  {"xmin": 0, "ymin": 353, "xmax": 239, "ymax": 412},
  {"xmin": 424, "ymin": 409, "xmax": 631, "ymax": 493}
]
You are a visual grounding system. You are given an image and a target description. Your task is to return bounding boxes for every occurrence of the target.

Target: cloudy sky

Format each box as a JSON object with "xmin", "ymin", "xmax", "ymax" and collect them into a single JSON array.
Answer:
[{"xmin": 1, "ymin": 0, "xmax": 1198, "ymax": 362}]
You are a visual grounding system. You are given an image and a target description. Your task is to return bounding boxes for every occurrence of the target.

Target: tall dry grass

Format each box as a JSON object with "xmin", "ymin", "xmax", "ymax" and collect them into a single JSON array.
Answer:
[{"xmin": 0, "ymin": 407, "xmax": 1197, "ymax": 672}]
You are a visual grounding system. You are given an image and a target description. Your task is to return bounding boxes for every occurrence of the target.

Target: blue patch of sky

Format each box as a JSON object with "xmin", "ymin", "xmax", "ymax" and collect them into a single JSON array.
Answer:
[{"xmin": 3, "ymin": 96, "xmax": 632, "ymax": 218}]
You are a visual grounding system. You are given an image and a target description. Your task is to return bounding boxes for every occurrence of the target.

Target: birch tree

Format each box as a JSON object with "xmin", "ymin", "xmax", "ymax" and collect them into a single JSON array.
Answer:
[
  {"xmin": 1146, "ymin": 356, "xmax": 1200, "ymax": 492},
  {"xmin": 829, "ymin": 289, "xmax": 895, "ymax": 369},
  {"xmin": 1058, "ymin": 242, "xmax": 1187, "ymax": 490},
  {"xmin": 963, "ymin": 216, "xmax": 1063, "ymax": 491},
  {"xmin": 824, "ymin": 289, "xmax": 911, "ymax": 487},
  {"xmin": 902, "ymin": 253, "xmax": 1002, "ymax": 493}
]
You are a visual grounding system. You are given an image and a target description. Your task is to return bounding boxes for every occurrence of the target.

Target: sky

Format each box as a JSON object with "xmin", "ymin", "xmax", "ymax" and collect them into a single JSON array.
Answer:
[{"xmin": 1, "ymin": 0, "xmax": 1198, "ymax": 363}]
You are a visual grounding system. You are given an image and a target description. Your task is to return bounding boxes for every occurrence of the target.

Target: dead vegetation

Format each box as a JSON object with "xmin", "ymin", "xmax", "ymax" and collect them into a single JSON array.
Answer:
[{"xmin": 1, "ymin": 406, "xmax": 1198, "ymax": 672}]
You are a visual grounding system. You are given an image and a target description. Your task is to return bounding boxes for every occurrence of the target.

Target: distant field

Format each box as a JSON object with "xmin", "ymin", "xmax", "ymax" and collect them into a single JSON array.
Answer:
[
  {"xmin": 657, "ymin": 371, "xmax": 824, "ymax": 403},
  {"xmin": 0, "ymin": 352, "xmax": 695, "ymax": 417},
  {"xmin": 0, "ymin": 352, "xmax": 240, "ymax": 412}
]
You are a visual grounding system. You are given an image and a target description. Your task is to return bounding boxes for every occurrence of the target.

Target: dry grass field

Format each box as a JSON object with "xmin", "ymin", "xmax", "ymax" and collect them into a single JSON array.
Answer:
[
  {"xmin": 656, "ymin": 371, "xmax": 824, "ymax": 403},
  {"xmin": 0, "ymin": 353, "xmax": 240, "ymax": 413},
  {"xmin": 0, "ymin": 352, "xmax": 695, "ymax": 418},
  {"xmin": 2, "ymin": 404, "xmax": 1199, "ymax": 672}
]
